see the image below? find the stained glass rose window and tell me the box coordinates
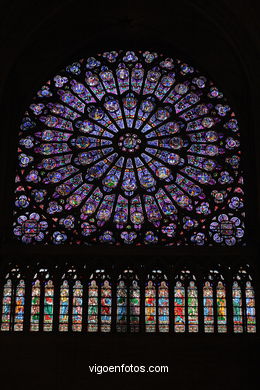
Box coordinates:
[13,50,245,245]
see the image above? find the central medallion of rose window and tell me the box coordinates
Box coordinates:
[118,133,141,152]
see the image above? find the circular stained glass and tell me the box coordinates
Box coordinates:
[13,50,245,245]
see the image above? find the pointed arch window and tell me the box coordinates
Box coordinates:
[88,270,111,332]
[117,270,140,332]
[100,279,112,332]
[232,281,243,333]
[187,281,198,332]
[43,280,54,331]
[233,267,256,333]
[30,279,41,331]
[117,279,127,332]
[129,279,140,332]
[158,280,169,332]
[1,279,12,331]
[245,281,256,333]
[1,268,26,332]
[29,269,54,332]
[145,280,156,332]
[203,270,227,333]
[88,280,98,332]
[58,268,83,332]
[59,280,69,331]
[174,270,198,333]
[203,281,214,333]
[145,270,169,333]
[72,280,83,332]
[216,281,227,333]
[174,281,185,332]
[14,279,25,331]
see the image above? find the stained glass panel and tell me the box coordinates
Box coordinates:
[188,281,198,332]
[88,280,98,332]
[72,280,83,332]
[158,281,169,332]
[232,282,243,333]
[203,281,214,333]
[30,279,41,331]
[13,50,245,246]
[101,280,111,332]
[43,280,54,331]
[145,281,156,332]
[174,281,185,332]
[245,281,256,333]
[1,280,12,331]
[216,281,227,333]
[59,280,69,331]
[130,280,140,332]
[117,280,127,332]
[14,280,25,331]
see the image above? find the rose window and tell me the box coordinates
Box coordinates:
[13,50,245,245]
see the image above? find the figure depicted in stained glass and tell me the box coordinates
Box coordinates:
[1,280,12,331]
[43,280,54,331]
[232,281,243,333]
[158,280,169,332]
[72,280,83,332]
[130,280,140,332]
[245,281,256,333]
[13,50,245,246]
[203,281,214,333]
[117,280,127,332]
[59,280,69,331]
[30,279,41,331]
[145,280,156,332]
[101,280,112,332]
[216,281,227,333]
[14,280,25,331]
[187,281,198,332]
[174,281,185,332]
[88,280,98,332]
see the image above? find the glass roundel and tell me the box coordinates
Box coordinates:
[13,50,245,245]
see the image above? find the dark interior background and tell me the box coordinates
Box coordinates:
[0,0,259,388]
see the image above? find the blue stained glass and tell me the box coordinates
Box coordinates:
[14,50,245,246]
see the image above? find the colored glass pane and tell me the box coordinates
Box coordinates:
[14,280,25,331]
[13,50,245,247]
[43,280,54,331]
[72,280,83,332]
[216,281,227,333]
[158,281,169,332]
[174,281,185,332]
[203,281,214,333]
[188,281,198,333]
[30,279,41,331]
[117,280,127,332]
[88,280,98,332]
[130,280,140,332]
[145,281,156,332]
[1,280,12,331]
[245,281,256,333]
[59,280,69,331]
[101,280,111,332]
[232,282,243,333]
